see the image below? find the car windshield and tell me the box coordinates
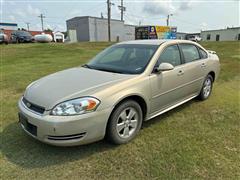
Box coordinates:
[85,44,159,74]
[16,31,31,36]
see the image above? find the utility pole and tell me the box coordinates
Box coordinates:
[138,21,141,26]
[118,0,126,21]
[166,14,173,26]
[107,0,114,42]
[25,22,30,31]
[38,14,46,31]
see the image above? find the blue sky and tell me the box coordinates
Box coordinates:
[1,0,239,33]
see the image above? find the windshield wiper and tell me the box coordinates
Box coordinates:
[83,64,128,74]
[94,67,125,74]
[82,64,92,69]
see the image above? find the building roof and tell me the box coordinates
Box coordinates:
[0,22,18,27]
[66,16,123,22]
[201,27,240,32]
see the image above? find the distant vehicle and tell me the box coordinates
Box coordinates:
[0,30,9,44]
[34,34,53,43]
[18,40,220,146]
[188,35,202,42]
[11,31,33,43]
[53,31,65,43]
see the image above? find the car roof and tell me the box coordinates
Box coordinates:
[118,39,197,46]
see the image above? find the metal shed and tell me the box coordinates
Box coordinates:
[66,16,135,42]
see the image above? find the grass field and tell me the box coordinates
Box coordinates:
[1,41,240,179]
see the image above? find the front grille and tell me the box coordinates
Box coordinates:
[22,97,45,114]
[47,132,86,141]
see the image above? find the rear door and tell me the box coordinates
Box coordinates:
[178,43,207,96]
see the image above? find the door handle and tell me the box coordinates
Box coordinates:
[201,63,206,68]
[177,70,184,76]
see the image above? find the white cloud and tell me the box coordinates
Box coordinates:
[179,1,193,11]
[27,4,40,16]
[143,0,176,15]
[11,5,40,19]
[142,0,194,16]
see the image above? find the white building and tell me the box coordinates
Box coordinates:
[201,27,240,41]
[66,16,135,42]
[0,23,18,30]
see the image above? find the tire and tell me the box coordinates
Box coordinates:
[198,74,213,100]
[106,100,143,145]
[19,39,24,43]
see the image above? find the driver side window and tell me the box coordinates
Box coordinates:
[155,45,181,67]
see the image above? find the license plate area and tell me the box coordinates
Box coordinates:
[19,113,37,136]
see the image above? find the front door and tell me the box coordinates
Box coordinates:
[149,44,186,114]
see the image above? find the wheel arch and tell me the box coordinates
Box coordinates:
[208,71,215,82]
[110,94,148,122]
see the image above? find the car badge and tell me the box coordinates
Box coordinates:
[26,102,31,108]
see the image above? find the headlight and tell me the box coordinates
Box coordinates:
[51,97,100,116]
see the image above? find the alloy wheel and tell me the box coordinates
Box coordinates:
[203,78,212,98]
[116,107,139,138]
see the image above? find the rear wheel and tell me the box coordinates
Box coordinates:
[106,100,143,144]
[198,75,213,100]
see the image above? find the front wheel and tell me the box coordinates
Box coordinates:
[198,75,213,100]
[106,100,143,144]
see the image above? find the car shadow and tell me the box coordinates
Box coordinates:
[1,122,117,169]
[1,99,199,169]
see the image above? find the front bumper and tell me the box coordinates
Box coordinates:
[18,99,111,146]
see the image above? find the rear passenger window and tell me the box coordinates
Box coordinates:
[181,44,200,63]
[156,45,181,67]
[199,48,208,59]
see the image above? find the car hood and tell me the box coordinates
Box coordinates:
[24,67,133,110]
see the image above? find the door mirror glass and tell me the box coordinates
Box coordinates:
[156,63,174,72]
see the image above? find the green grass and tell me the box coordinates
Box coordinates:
[1,41,240,179]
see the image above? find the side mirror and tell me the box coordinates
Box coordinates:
[155,63,174,73]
